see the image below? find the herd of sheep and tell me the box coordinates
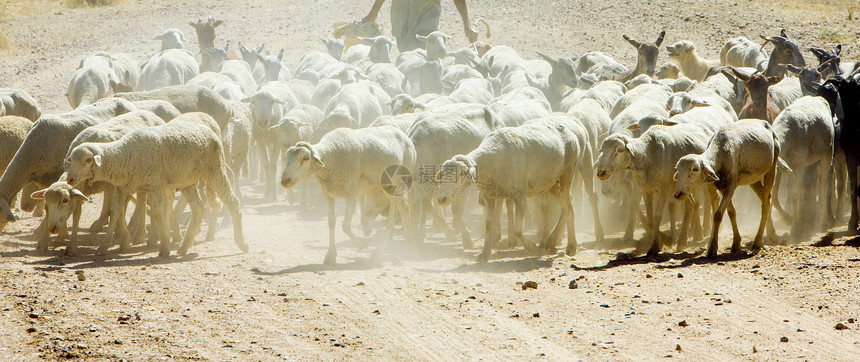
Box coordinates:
[0,16,857,265]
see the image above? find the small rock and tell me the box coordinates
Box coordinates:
[522,281,538,290]
[678,320,688,327]
[646,274,653,278]
[26,327,37,333]
[113,339,122,345]
[509,314,519,318]
[600,303,609,308]
[675,344,682,351]
[372,310,380,315]
[717,261,726,266]
[677,273,683,278]
[569,280,578,289]
[354,282,365,286]
[849,318,855,323]
[835,322,849,330]
[77,274,86,282]
[797,328,805,332]
[532,312,540,318]
[752,346,757,353]
[780,336,789,342]
[28,313,39,319]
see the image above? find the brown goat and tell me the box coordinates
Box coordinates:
[622,30,666,81]
[189,16,225,72]
[760,29,805,78]
[722,67,781,122]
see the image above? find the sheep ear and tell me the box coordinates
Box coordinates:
[626,124,641,130]
[413,102,427,110]
[277,49,284,62]
[65,156,72,163]
[358,37,374,45]
[435,170,444,182]
[93,154,102,167]
[312,155,325,168]
[673,171,679,181]
[30,189,48,200]
[466,167,477,183]
[153,34,164,40]
[766,76,781,85]
[781,64,802,74]
[415,34,428,42]
[663,118,679,126]
[213,20,225,27]
[703,164,719,182]
[71,189,89,202]
[294,121,311,127]
[691,99,710,107]
[268,124,280,131]
[654,31,666,47]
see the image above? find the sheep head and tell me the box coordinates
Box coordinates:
[269,117,311,149]
[29,182,88,235]
[595,135,635,181]
[416,31,451,60]
[153,29,186,51]
[281,142,324,189]
[666,92,710,116]
[665,40,695,60]
[673,155,718,200]
[388,94,426,115]
[65,144,103,188]
[623,30,665,77]
[435,155,475,207]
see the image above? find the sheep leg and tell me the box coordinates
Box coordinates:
[501,199,515,249]
[726,198,742,253]
[579,165,603,242]
[771,171,792,225]
[708,187,735,258]
[67,202,83,257]
[641,191,655,254]
[36,215,50,252]
[98,190,126,256]
[204,187,221,242]
[476,198,499,263]
[359,196,371,237]
[409,187,427,243]
[451,194,473,249]
[667,200,677,241]
[750,173,775,250]
[89,187,113,232]
[688,188,703,242]
[324,194,337,265]
[263,143,280,201]
[536,195,551,249]
[622,190,636,240]
[834,154,847,224]
[130,192,147,245]
[151,190,172,258]
[676,196,694,252]
[116,197,132,253]
[176,186,204,255]
[513,196,535,253]
[168,194,183,247]
[558,177,578,257]
[647,191,668,256]
[431,200,455,238]
[704,184,718,236]
[173,194,188,229]
[343,195,367,249]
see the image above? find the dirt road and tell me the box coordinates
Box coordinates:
[1,0,859,359]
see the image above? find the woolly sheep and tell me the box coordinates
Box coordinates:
[0,89,41,122]
[280,126,416,265]
[768,76,802,113]
[153,29,187,51]
[34,110,166,255]
[575,52,629,81]
[449,78,494,104]
[665,41,719,82]
[130,100,181,122]
[769,96,834,240]
[609,83,671,119]
[268,104,325,147]
[68,55,118,109]
[436,119,584,261]
[364,62,405,97]
[408,104,503,247]
[0,98,136,232]
[114,85,234,132]
[673,119,786,257]
[139,49,199,91]
[64,112,247,257]
[321,82,385,131]
[0,116,32,176]
[219,59,258,95]
[720,37,768,70]
[596,123,711,254]
[224,100,254,181]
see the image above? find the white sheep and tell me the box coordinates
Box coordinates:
[408,104,503,247]
[0,116,32,176]
[769,96,834,240]
[224,100,254,181]
[153,29,187,51]
[561,80,626,113]
[363,63,405,97]
[665,41,720,82]
[342,36,396,66]
[268,104,325,147]
[243,81,300,200]
[64,112,247,257]
[33,110,166,255]
[608,83,671,119]
[597,123,713,253]
[113,85,234,132]
[720,37,768,71]
[139,49,199,91]
[448,78,494,104]
[255,49,292,82]
[673,119,787,257]
[0,98,136,233]
[436,118,584,261]
[0,89,42,122]
[280,126,416,265]
[130,100,181,122]
[219,59,258,96]
[68,53,120,109]
[488,87,552,126]
[768,76,802,113]
[321,82,385,130]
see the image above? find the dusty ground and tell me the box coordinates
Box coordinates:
[1,0,860,360]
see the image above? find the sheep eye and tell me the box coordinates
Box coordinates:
[62,199,69,204]
[692,167,699,172]
[303,155,310,161]
[85,158,93,163]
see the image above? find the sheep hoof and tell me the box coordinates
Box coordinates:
[565,245,577,257]
[158,249,171,258]
[475,251,490,263]
[323,252,337,265]
[461,240,474,251]
[235,239,249,253]
[706,248,718,259]
[64,247,77,257]
[177,247,189,256]
[647,242,661,256]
